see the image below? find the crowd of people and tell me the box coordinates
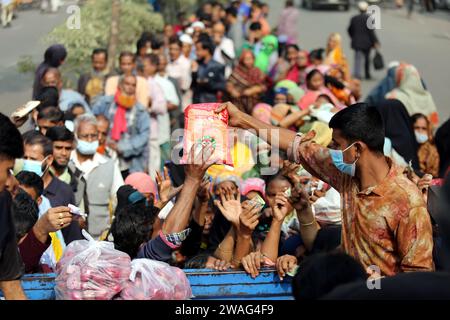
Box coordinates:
[0,0,450,300]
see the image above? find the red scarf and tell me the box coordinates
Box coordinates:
[111,90,135,141]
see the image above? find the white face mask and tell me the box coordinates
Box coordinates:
[415,131,428,144]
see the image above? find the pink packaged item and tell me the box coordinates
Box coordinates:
[182,103,233,166]
[120,259,192,300]
[55,230,131,300]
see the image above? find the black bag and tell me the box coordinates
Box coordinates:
[373,50,384,70]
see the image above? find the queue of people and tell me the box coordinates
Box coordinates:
[0,0,449,301]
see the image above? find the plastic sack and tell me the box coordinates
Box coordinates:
[55,230,131,300]
[182,103,233,166]
[120,259,192,300]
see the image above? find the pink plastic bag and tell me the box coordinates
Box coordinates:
[55,230,131,300]
[120,259,192,300]
[182,103,233,166]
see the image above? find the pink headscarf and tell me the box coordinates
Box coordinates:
[252,103,272,124]
[240,178,266,198]
[125,172,158,196]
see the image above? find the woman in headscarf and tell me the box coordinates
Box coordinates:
[325,65,356,106]
[411,113,440,177]
[297,69,343,110]
[386,63,439,126]
[255,35,279,75]
[324,33,351,82]
[375,99,420,172]
[365,62,399,107]
[274,80,305,105]
[32,44,67,99]
[226,49,267,114]
[272,44,300,83]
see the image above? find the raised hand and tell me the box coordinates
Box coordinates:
[290,183,313,220]
[155,166,183,204]
[281,160,302,186]
[214,188,242,227]
[238,201,260,237]
[184,142,216,182]
[197,177,211,203]
[272,192,290,222]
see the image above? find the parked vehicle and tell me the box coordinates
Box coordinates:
[302,0,351,11]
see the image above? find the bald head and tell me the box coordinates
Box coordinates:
[41,67,62,91]
[212,22,226,45]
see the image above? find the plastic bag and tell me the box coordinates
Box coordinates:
[55,230,131,300]
[182,103,233,166]
[120,259,192,300]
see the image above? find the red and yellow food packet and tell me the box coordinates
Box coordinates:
[182,103,233,166]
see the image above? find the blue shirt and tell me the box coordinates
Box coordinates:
[59,89,91,113]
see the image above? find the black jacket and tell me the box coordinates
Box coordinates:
[192,59,226,103]
[347,13,379,51]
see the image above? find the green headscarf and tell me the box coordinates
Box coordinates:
[275,80,305,103]
[255,35,278,74]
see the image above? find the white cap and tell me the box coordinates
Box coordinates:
[185,27,194,35]
[358,1,368,11]
[179,34,193,45]
[191,21,205,30]
[388,61,400,69]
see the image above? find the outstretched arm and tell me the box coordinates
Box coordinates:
[216,102,296,151]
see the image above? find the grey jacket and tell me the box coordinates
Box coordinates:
[92,95,151,173]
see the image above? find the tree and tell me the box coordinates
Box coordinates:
[107,0,121,73]
[158,0,198,25]
[43,0,164,87]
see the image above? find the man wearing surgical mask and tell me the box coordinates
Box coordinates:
[70,114,123,239]
[22,130,82,244]
[218,101,434,277]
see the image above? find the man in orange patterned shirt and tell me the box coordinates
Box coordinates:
[217,102,434,276]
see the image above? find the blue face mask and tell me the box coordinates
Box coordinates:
[77,139,99,155]
[329,142,358,177]
[22,157,49,177]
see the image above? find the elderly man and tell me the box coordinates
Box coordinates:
[212,21,235,78]
[95,114,118,161]
[70,114,123,239]
[104,51,149,108]
[92,74,150,178]
[347,1,380,80]
[40,68,90,113]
